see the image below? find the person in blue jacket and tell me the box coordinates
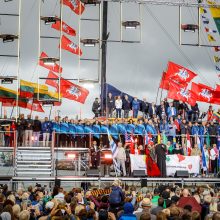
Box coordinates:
[41,117,52,147]
[167,102,177,119]
[192,121,200,146]
[132,97,140,118]
[118,203,137,220]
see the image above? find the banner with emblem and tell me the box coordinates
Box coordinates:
[166,62,197,83]
[45,71,89,104]
[51,20,76,36]
[191,82,219,104]
[59,35,82,56]
[62,0,85,15]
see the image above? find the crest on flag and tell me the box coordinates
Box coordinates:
[178,88,190,99]
[175,69,189,81]
[199,89,213,101]
[70,0,78,8]
[66,86,82,99]
[68,43,78,50]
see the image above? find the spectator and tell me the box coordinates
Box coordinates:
[135,198,156,220]
[151,197,164,216]
[41,117,52,147]
[118,202,136,220]
[107,92,115,118]
[92,98,100,118]
[33,116,41,147]
[24,115,33,147]
[141,98,149,119]
[115,96,123,118]
[132,97,140,118]
[123,95,131,118]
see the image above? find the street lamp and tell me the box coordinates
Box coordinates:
[40,57,59,66]
[41,16,60,25]
[181,24,199,32]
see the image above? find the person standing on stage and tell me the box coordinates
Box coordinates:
[90,141,100,169]
[115,142,126,177]
[155,142,167,177]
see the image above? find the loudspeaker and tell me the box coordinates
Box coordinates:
[133,170,146,177]
[55,178,61,187]
[141,178,147,187]
[174,170,189,178]
[87,169,100,177]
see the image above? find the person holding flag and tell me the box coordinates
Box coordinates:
[115,142,126,177]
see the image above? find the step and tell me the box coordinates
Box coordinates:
[17,147,51,150]
[16,164,52,168]
[16,160,52,164]
[16,152,51,156]
[15,171,52,175]
[16,168,52,171]
[17,150,51,154]
[16,155,51,159]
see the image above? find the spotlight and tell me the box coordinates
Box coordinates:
[101,150,113,165]
[66,152,76,160]
[80,39,99,47]
[0,76,17,84]
[122,21,140,29]
[40,57,59,66]
[80,0,100,4]
[181,24,199,32]
[0,34,18,43]
[41,16,60,25]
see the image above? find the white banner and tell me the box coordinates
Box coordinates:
[129,154,146,173]
[166,155,200,176]
[130,154,200,176]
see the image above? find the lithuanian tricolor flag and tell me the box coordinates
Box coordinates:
[20,80,48,98]
[34,88,60,101]
[210,6,220,34]
[0,86,17,99]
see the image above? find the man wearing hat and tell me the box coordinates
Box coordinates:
[134,198,156,220]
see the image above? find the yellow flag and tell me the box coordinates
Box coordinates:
[208,34,216,42]
[214,56,220,63]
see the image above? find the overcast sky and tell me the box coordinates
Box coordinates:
[0,0,219,119]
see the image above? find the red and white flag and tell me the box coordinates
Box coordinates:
[51,21,76,36]
[45,71,89,104]
[62,0,85,15]
[166,61,197,83]
[59,35,82,56]
[186,133,191,156]
[39,52,63,74]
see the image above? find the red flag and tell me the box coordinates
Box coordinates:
[187,90,197,106]
[27,100,44,113]
[39,52,63,73]
[191,82,217,104]
[166,62,197,83]
[159,72,170,90]
[45,71,89,104]
[0,98,16,107]
[51,21,76,36]
[59,35,82,56]
[216,84,220,91]
[62,0,85,15]
[214,46,220,52]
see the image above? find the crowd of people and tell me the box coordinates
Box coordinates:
[1,179,220,220]
[1,95,220,177]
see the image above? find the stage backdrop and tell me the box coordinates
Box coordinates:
[130,154,200,176]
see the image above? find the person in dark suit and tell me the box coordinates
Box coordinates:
[148,102,157,118]
[123,95,131,118]
[155,143,167,177]
[90,141,100,169]
[141,98,149,119]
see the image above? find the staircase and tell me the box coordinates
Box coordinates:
[15,147,53,176]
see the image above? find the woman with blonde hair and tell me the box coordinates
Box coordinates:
[156,211,167,220]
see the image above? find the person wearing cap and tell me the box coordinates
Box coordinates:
[134,198,156,220]
[118,202,136,220]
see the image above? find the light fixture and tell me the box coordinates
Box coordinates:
[80,39,99,47]
[0,34,18,43]
[40,57,59,66]
[0,76,17,84]
[104,153,112,160]
[181,24,199,32]
[122,21,140,29]
[4,0,13,2]
[80,0,100,4]
[65,152,76,160]
[101,150,113,165]
[41,16,60,25]
[82,83,95,89]
[41,100,60,106]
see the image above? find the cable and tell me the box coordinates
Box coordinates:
[143,5,212,86]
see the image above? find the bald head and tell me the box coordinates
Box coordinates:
[182,189,189,197]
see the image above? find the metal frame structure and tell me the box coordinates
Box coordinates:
[0,0,21,120]
[179,5,220,47]
[38,0,63,102]
[120,2,142,43]
[77,2,102,84]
